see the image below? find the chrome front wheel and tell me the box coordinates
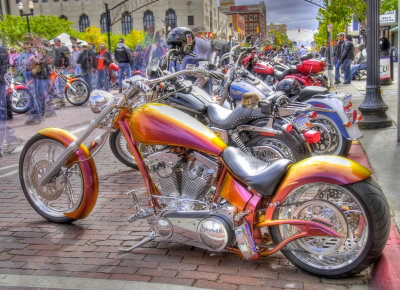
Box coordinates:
[19,134,84,223]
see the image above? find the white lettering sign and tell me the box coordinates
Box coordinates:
[380,11,396,24]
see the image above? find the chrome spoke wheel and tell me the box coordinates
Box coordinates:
[21,137,84,220]
[273,183,369,271]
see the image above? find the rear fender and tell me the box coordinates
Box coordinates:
[264,156,371,220]
[306,98,362,140]
[13,85,29,90]
[38,128,99,220]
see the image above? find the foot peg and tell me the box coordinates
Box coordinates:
[119,231,156,252]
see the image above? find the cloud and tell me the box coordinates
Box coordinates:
[287,29,318,47]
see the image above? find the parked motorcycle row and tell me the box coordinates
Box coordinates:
[19,28,390,279]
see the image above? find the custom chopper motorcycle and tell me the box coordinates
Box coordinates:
[19,64,390,278]
[109,29,319,169]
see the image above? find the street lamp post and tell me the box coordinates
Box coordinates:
[18,0,34,34]
[358,0,392,128]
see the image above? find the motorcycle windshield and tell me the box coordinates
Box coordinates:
[143,30,167,79]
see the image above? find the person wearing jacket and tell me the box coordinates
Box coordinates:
[95,42,112,92]
[340,35,355,84]
[333,32,345,84]
[114,38,132,93]
[77,44,96,91]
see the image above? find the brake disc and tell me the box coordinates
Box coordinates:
[32,160,67,201]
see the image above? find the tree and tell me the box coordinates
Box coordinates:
[83,26,105,48]
[125,29,145,49]
[0,15,76,47]
[381,0,397,13]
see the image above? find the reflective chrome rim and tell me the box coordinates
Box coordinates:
[22,139,84,218]
[12,90,30,111]
[277,183,369,270]
[67,82,89,104]
[254,138,296,162]
[311,116,341,155]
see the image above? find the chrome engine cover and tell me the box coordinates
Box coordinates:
[159,206,236,252]
[144,147,219,201]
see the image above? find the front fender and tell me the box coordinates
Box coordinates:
[264,156,371,220]
[38,128,99,220]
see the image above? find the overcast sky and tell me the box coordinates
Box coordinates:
[234,0,320,29]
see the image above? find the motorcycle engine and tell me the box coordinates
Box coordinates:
[144,146,219,203]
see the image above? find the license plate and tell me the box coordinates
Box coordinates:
[293,114,309,131]
[342,95,351,109]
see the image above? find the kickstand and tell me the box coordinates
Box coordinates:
[118,231,156,252]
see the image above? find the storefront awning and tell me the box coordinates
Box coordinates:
[390,26,398,32]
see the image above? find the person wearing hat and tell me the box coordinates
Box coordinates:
[333,32,345,84]
[114,38,132,93]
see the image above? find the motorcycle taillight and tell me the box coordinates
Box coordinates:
[304,130,321,143]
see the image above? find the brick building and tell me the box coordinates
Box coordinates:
[219,2,266,39]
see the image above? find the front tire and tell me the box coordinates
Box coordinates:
[65,80,90,106]
[19,134,86,223]
[9,89,32,114]
[109,129,138,169]
[270,178,390,278]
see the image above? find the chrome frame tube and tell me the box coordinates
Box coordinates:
[39,97,123,186]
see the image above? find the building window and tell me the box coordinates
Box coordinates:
[59,15,67,20]
[188,15,194,25]
[165,9,177,30]
[249,14,253,21]
[122,11,133,35]
[250,23,253,30]
[244,15,247,20]
[79,14,90,32]
[100,13,108,33]
[42,0,48,2]
[143,10,155,33]
[245,23,247,30]
[254,14,258,21]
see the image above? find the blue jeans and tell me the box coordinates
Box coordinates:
[0,81,18,149]
[334,59,341,82]
[351,63,367,79]
[82,71,92,91]
[341,59,352,83]
[118,62,131,90]
[96,69,110,91]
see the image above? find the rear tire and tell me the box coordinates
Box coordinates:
[270,178,390,278]
[65,80,90,106]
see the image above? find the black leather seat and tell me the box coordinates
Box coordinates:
[207,104,265,130]
[221,147,292,196]
[274,68,292,81]
[297,86,329,102]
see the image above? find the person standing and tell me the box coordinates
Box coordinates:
[333,32,345,84]
[114,38,132,93]
[71,44,82,76]
[0,43,22,156]
[53,38,70,108]
[95,42,112,91]
[340,35,355,84]
[299,45,307,56]
[77,44,96,91]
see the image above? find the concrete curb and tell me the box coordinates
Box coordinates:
[369,221,400,290]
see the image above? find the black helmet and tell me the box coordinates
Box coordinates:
[167,27,196,55]
[276,78,302,96]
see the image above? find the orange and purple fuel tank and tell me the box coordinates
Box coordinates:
[129,103,227,156]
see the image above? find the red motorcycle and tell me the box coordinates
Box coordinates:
[108,62,119,90]
[243,52,328,88]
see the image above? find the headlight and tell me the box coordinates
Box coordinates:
[89,90,114,113]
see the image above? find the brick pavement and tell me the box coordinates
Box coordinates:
[0,141,372,289]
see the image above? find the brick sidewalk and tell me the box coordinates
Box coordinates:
[0,144,372,289]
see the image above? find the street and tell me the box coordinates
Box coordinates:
[0,99,372,289]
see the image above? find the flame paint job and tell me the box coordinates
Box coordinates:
[38,128,99,220]
[219,173,253,212]
[130,103,227,156]
[264,155,371,220]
